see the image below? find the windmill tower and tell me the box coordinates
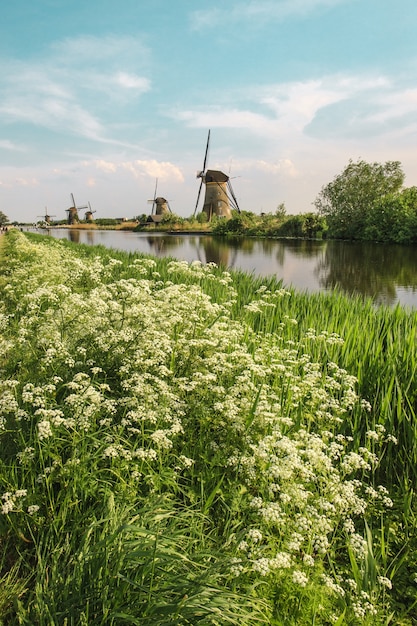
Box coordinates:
[147,178,172,222]
[84,202,96,223]
[66,193,88,225]
[37,208,56,224]
[194,130,241,221]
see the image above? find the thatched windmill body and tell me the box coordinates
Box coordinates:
[84,202,97,223]
[66,193,88,225]
[147,179,172,223]
[194,130,240,220]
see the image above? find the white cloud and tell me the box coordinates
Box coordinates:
[122,160,184,182]
[0,90,104,141]
[173,72,408,147]
[95,160,118,173]
[364,88,417,125]
[15,177,39,187]
[0,139,25,152]
[50,35,150,68]
[115,72,151,92]
[252,159,299,178]
[190,0,352,29]
[0,35,152,146]
[87,158,184,183]
[177,108,271,131]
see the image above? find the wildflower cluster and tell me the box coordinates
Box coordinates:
[0,231,401,624]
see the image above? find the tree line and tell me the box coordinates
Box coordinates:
[208,159,417,244]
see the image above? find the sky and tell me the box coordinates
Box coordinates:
[1,0,417,223]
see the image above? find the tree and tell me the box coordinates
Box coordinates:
[363,186,417,243]
[275,202,287,219]
[314,160,404,239]
[0,211,8,226]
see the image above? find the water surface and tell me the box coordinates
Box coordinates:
[40,229,417,309]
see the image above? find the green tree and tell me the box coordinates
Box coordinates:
[314,159,404,239]
[364,186,417,243]
[275,202,287,219]
[0,211,9,226]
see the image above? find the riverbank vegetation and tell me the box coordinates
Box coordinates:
[314,160,417,244]
[132,208,328,239]
[11,159,417,246]
[134,158,417,244]
[1,230,416,624]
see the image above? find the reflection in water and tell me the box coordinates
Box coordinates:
[257,239,285,266]
[146,236,185,256]
[282,239,326,258]
[43,229,417,308]
[316,241,417,307]
[68,230,80,244]
[201,237,234,267]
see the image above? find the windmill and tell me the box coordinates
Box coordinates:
[84,202,96,223]
[37,208,56,224]
[66,193,88,225]
[193,130,241,220]
[147,178,172,222]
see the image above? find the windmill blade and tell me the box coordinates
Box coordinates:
[151,178,158,214]
[194,179,203,216]
[227,180,241,213]
[71,193,76,207]
[202,129,210,173]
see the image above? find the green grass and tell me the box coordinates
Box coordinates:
[0,230,416,624]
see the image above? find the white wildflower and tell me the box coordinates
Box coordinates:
[292,570,308,587]
[252,558,270,576]
[37,420,53,440]
[377,576,392,590]
[247,528,263,543]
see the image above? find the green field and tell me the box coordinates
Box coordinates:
[0,230,416,624]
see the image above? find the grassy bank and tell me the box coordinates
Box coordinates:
[0,230,416,624]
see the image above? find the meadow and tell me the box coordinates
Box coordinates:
[0,230,416,625]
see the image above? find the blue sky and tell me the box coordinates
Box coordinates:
[1,0,417,222]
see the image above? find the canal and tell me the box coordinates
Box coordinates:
[40,228,417,309]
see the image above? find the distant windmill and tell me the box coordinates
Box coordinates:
[84,202,97,223]
[66,193,88,225]
[193,130,240,220]
[147,178,172,222]
[37,208,56,224]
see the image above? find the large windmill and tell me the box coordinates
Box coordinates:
[194,130,240,220]
[84,202,97,223]
[37,208,56,224]
[147,178,172,222]
[66,193,88,225]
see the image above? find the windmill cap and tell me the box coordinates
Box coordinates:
[205,169,229,183]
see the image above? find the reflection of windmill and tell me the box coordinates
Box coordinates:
[37,208,56,224]
[84,202,96,223]
[194,130,241,220]
[66,193,88,225]
[147,178,172,223]
[194,235,238,269]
